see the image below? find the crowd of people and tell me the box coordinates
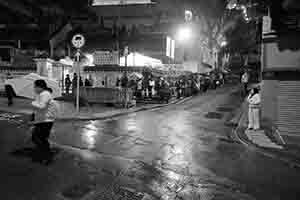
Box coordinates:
[122,72,225,101]
[64,73,93,95]
[63,71,226,103]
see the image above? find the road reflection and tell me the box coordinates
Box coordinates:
[81,121,99,149]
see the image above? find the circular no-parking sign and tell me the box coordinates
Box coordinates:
[72,34,85,49]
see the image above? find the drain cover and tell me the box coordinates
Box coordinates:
[205,112,223,119]
[88,186,148,200]
[62,181,95,199]
[217,107,234,112]
[116,187,145,200]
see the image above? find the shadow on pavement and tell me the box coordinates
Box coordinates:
[10,147,61,163]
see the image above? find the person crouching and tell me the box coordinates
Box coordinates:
[31,80,58,164]
[247,87,261,131]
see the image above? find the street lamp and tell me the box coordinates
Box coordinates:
[221,41,228,47]
[176,26,193,42]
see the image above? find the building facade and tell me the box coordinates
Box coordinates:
[261,1,300,145]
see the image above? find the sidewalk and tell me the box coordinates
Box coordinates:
[233,101,300,168]
[0,96,192,121]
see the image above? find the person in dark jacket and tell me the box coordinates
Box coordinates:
[79,76,83,87]
[72,73,78,95]
[65,74,71,94]
[84,78,91,87]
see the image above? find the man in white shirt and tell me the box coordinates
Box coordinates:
[247,88,261,130]
[148,78,155,98]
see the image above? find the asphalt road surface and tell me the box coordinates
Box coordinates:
[0,86,300,200]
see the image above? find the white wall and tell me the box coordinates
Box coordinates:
[263,42,300,69]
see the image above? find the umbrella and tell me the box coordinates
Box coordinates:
[5,73,61,99]
[128,72,143,80]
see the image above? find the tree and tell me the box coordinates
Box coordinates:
[184,0,242,51]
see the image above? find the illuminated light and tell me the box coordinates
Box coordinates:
[176,26,193,42]
[185,10,193,22]
[85,54,95,66]
[227,0,237,9]
[81,122,99,149]
[92,0,154,6]
[120,52,163,67]
[221,41,228,47]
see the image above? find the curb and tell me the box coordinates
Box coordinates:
[56,96,193,121]
[0,96,193,122]
[232,105,300,169]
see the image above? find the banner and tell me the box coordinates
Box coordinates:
[93,51,119,65]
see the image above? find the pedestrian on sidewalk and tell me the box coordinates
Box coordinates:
[31,80,58,164]
[148,78,155,98]
[65,74,71,94]
[241,70,249,97]
[4,84,15,106]
[72,73,78,95]
[4,73,14,106]
[247,87,261,131]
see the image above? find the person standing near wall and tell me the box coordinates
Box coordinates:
[241,70,249,96]
[247,87,261,131]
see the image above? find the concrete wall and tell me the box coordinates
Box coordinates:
[261,79,278,123]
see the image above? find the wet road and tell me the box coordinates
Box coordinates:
[1,86,300,200]
[51,87,300,200]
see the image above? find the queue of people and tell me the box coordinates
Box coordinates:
[64,73,93,95]
[123,75,202,101]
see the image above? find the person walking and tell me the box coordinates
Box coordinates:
[65,74,71,94]
[247,87,261,131]
[31,80,58,164]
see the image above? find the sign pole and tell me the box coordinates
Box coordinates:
[124,46,129,109]
[125,54,128,108]
[76,50,80,113]
[71,33,85,113]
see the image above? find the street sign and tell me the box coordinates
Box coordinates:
[93,51,119,65]
[71,34,85,49]
[185,10,193,22]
